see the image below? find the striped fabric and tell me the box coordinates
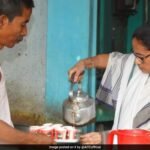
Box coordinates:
[96,52,150,129]
[133,102,150,129]
[96,52,130,108]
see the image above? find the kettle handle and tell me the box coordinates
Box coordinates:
[107,130,118,144]
[69,83,74,98]
[77,81,82,90]
[69,82,82,98]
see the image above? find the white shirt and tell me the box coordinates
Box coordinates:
[0,66,13,127]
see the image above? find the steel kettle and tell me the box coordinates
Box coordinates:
[63,82,95,126]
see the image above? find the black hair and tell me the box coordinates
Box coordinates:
[132,24,150,49]
[0,0,34,21]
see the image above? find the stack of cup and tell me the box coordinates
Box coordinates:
[29,123,79,141]
[63,126,79,140]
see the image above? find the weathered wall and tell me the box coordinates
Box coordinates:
[0,0,48,125]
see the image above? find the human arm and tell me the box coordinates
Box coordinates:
[0,120,54,144]
[68,54,109,82]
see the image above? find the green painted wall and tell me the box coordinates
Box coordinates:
[126,0,145,52]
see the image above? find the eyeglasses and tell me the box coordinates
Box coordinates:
[133,52,150,63]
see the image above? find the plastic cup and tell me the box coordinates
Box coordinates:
[63,126,79,139]
[29,126,42,134]
[54,127,67,140]
[42,123,53,127]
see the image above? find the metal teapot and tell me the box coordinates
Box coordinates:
[63,82,95,126]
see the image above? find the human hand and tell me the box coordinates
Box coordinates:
[80,132,102,144]
[68,60,85,83]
